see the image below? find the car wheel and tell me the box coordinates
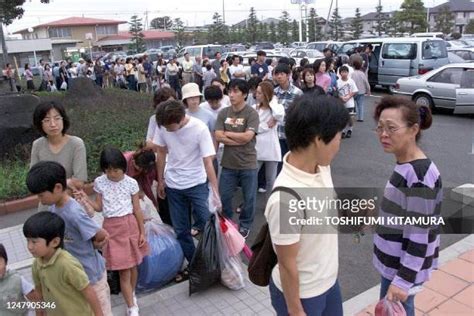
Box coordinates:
[387,85,396,95]
[414,93,436,112]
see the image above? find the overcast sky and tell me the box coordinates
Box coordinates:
[7,0,447,34]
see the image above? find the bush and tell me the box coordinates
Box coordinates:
[0,88,154,201]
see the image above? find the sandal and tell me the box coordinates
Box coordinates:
[175,268,189,283]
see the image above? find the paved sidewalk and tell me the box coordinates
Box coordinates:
[354,250,474,316]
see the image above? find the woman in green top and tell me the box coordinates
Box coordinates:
[31,101,87,195]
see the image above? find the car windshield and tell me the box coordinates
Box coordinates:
[312,44,327,51]
[204,46,224,59]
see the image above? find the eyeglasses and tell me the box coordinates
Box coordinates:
[41,116,63,125]
[374,125,407,135]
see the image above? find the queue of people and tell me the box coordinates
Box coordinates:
[0,49,441,316]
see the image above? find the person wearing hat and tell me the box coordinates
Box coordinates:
[166,56,181,99]
[182,83,215,135]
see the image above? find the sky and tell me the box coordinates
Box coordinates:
[6,0,449,34]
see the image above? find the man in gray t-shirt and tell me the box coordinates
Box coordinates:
[215,79,259,238]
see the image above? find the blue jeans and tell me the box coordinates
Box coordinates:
[277,138,289,174]
[354,93,365,121]
[380,277,417,316]
[269,278,343,316]
[165,182,210,262]
[219,167,257,231]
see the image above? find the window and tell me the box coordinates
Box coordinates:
[382,43,417,59]
[48,27,71,38]
[422,41,448,59]
[204,46,224,58]
[460,70,474,88]
[96,25,117,35]
[339,43,357,55]
[429,68,463,85]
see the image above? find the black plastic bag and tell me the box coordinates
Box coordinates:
[107,270,121,295]
[189,213,220,295]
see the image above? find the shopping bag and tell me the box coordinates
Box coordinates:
[137,222,183,293]
[189,213,221,295]
[219,215,245,257]
[107,270,121,295]
[50,83,57,92]
[374,298,407,316]
[60,81,68,90]
[215,214,245,290]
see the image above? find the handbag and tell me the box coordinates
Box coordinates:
[248,186,305,286]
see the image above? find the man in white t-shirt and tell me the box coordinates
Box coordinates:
[153,100,220,264]
[229,55,246,80]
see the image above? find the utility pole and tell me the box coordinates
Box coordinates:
[299,2,303,42]
[222,0,226,25]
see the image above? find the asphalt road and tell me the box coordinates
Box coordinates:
[241,91,473,300]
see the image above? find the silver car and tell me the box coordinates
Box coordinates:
[394,63,474,114]
[289,49,324,65]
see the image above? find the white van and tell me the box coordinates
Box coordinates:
[337,37,449,92]
[412,32,445,39]
[176,45,225,63]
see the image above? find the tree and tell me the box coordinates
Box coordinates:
[351,8,363,39]
[277,11,291,45]
[434,6,455,35]
[269,21,277,43]
[308,8,317,42]
[150,16,172,30]
[173,18,186,47]
[0,0,49,66]
[246,7,259,43]
[128,15,145,54]
[291,19,299,42]
[466,19,474,34]
[329,8,343,41]
[385,18,402,37]
[396,0,428,34]
[375,4,385,36]
[208,12,228,44]
[257,22,268,42]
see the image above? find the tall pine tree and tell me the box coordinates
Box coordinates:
[247,7,259,43]
[291,19,299,42]
[375,4,385,36]
[329,8,343,41]
[308,8,317,42]
[277,11,291,45]
[351,8,363,39]
[269,22,277,43]
[208,12,228,44]
[173,18,186,48]
[129,15,146,54]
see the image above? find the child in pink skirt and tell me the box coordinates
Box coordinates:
[78,147,149,316]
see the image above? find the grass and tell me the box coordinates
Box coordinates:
[0,87,154,202]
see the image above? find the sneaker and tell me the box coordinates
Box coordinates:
[132,292,138,308]
[357,119,364,122]
[239,227,250,239]
[346,130,352,138]
[128,305,139,316]
[258,187,267,193]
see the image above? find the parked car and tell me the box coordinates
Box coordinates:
[445,40,471,49]
[448,52,468,63]
[448,48,474,61]
[412,32,445,39]
[289,49,324,65]
[229,51,293,78]
[290,41,308,49]
[176,44,225,63]
[305,41,342,53]
[249,42,275,51]
[393,63,474,114]
[337,37,449,92]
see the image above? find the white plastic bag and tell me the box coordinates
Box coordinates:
[50,83,57,92]
[60,81,68,90]
[215,214,245,290]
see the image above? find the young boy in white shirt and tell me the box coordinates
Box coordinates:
[337,66,359,138]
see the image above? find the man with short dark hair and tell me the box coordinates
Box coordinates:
[323,47,333,58]
[215,79,259,238]
[229,55,246,80]
[251,50,269,80]
[273,63,303,171]
[212,52,222,79]
[154,100,220,264]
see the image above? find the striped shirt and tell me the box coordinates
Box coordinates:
[373,158,442,292]
[274,83,303,139]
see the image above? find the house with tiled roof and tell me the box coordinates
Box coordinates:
[428,0,474,33]
[14,17,128,60]
[96,30,175,52]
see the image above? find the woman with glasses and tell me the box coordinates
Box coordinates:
[31,102,87,210]
[373,96,441,316]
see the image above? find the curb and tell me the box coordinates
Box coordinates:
[0,183,94,215]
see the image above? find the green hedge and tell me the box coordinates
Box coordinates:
[0,88,154,201]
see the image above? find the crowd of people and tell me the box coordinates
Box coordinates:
[0,46,442,316]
